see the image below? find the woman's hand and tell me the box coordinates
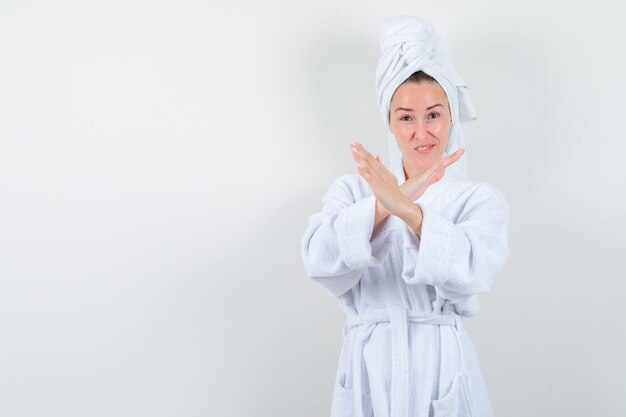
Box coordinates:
[350,140,465,215]
[400,147,465,202]
[349,140,410,217]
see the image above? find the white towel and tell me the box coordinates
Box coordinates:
[375,15,477,182]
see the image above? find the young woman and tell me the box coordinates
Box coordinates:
[301,16,509,417]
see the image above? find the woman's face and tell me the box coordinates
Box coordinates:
[389,81,452,179]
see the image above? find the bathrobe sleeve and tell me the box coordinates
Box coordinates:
[400,183,509,302]
[301,174,395,297]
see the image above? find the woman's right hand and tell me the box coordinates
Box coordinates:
[400,148,465,202]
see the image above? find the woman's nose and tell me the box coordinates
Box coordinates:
[413,120,429,140]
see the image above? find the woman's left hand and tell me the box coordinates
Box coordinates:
[350,139,409,216]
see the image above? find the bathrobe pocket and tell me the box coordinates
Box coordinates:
[330,372,372,417]
[330,374,354,417]
[431,372,475,417]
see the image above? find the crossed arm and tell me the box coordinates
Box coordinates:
[348,139,464,237]
[301,140,508,300]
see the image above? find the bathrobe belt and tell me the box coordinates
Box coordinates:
[342,305,467,417]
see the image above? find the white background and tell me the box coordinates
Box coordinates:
[1,1,625,416]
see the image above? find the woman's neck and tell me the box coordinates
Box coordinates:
[403,163,429,181]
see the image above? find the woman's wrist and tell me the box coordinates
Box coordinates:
[398,200,423,237]
[374,199,391,229]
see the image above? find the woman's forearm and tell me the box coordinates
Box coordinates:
[398,200,424,237]
[373,199,391,232]
[373,197,424,238]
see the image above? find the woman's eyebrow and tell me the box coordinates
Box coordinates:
[394,104,443,112]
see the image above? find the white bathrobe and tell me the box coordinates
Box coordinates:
[300,170,509,417]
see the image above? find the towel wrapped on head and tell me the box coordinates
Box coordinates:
[375,16,477,182]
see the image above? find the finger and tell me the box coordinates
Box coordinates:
[359,145,384,174]
[446,148,465,163]
[350,140,362,154]
[438,148,465,170]
[448,148,465,162]
[353,142,381,174]
[356,158,372,176]
[373,154,389,174]
[350,144,360,162]
[350,143,365,164]
[356,163,372,181]
[353,152,376,178]
[354,141,376,162]
[354,144,392,182]
[374,155,388,169]
[438,147,464,162]
[351,141,370,160]
[351,141,367,170]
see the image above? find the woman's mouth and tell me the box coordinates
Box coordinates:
[415,144,435,154]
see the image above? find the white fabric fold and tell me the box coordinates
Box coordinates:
[300,175,395,297]
[342,307,468,417]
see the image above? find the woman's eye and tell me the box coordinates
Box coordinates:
[429,112,440,119]
[400,115,411,121]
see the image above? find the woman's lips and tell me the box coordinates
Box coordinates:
[415,144,435,154]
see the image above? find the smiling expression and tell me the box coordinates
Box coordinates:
[389,80,452,180]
